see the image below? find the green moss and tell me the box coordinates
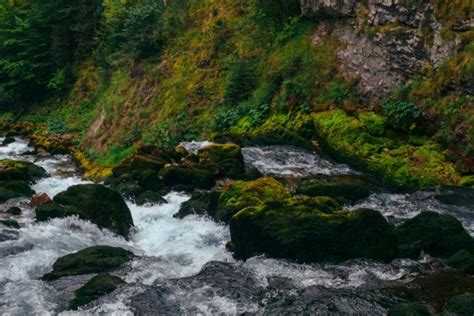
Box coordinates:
[216,177,292,223]
[446,293,474,316]
[394,212,474,259]
[230,203,397,263]
[447,249,474,275]
[387,303,431,316]
[0,160,47,182]
[42,245,134,281]
[312,109,462,189]
[69,273,125,310]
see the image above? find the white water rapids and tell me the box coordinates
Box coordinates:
[0,138,472,315]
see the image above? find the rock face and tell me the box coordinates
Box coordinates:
[301,0,472,98]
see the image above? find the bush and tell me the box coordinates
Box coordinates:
[383,98,421,131]
[223,60,257,106]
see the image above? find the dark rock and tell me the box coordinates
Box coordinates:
[434,186,474,209]
[230,199,397,263]
[42,245,134,281]
[48,184,134,238]
[69,273,125,310]
[175,191,219,219]
[2,137,15,145]
[135,191,166,205]
[159,165,215,189]
[6,206,21,215]
[387,303,431,316]
[0,180,35,203]
[0,219,20,229]
[0,160,47,182]
[447,249,474,275]
[394,212,474,259]
[295,175,372,203]
[30,193,52,207]
[446,293,474,316]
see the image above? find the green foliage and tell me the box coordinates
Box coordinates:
[253,0,301,25]
[223,60,257,106]
[383,98,421,131]
[70,273,124,310]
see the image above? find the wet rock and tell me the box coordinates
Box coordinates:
[0,219,20,229]
[5,206,21,215]
[434,186,474,209]
[446,249,474,275]
[159,165,215,189]
[38,184,134,238]
[42,245,134,281]
[0,160,47,182]
[295,175,372,203]
[387,303,430,316]
[197,143,245,178]
[386,270,474,312]
[49,274,96,310]
[30,193,52,207]
[135,190,167,205]
[175,191,219,219]
[2,136,15,146]
[394,212,474,259]
[69,273,125,310]
[0,180,35,203]
[446,293,474,316]
[230,198,397,263]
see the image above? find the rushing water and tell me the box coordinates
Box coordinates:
[0,138,472,315]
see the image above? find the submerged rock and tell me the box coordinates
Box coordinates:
[69,273,125,310]
[36,184,134,238]
[42,245,134,281]
[394,211,474,259]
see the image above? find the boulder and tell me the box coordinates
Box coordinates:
[230,199,397,263]
[69,273,125,310]
[446,293,474,316]
[197,143,245,179]
[36,184,134,238]
[159,165,215,189]
[394,212,474,259]
[0,220,20,229]
[175,191,219,219]
[2,137,15,145]
[447,249,474,275]
[30,193,52,207]
[387,303,430,316]
[216,177,292,223]
[42,245,134,281]
[5,206,21,215]
[0,160,47,182]
[295,175,372,203]
[0,180,35,203]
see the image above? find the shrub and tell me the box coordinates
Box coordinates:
[223,60,257,106]
[383,98,421,131]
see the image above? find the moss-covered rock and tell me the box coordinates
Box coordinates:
[198,144,245,179]
[312,109,462,190]
[69,273,125,310]
[42,245,134,281]
[0,160,47,182]
[0,180,35,203]
[446,293,474,316]
[230,200,397,263]
[135,190,166,205]
[447,249,474,275]
[6,206,21,215]
[159,165,215,189]
[387,303,431,316]
[295,175,373,203]
[394,212,474,259]
[216,177,292,223]
[175,191,220,219]
[37,184,134,238]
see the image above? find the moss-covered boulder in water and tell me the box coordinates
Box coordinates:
[216,177,292,223]
[0,180,35,202]
[69,273,125,310]
[38,184,134,238]
[0,219,20,229]
[446,293,474,316]
[42,245,134,281]
[159,165,215,189]
[197,144,245,179]
[394,212,474,259]
[447,249,474,275]
[0,160,47,182]
[175,191,220,219]
[387,303,431,316]
[230,199,397,263]
[6,206,21,215]
[295,175,372,203]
